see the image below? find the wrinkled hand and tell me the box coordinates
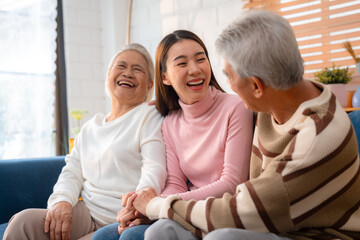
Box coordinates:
[117,192,153,234]
[44,201,73,240]
[132,188,158,216]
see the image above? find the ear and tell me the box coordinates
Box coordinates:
[162,73,171,86]
[148,80,154,90]
[250,76,264,99]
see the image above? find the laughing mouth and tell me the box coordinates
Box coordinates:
[117,80,135,87]
[187,79,204,86]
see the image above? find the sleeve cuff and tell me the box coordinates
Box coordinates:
[146,195,181,220]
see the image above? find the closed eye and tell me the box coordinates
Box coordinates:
[133,67,144,73]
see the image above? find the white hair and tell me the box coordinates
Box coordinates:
[105,43,155,102]
[216,9,304,90]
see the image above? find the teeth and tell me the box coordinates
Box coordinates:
[187,80,204,86]
[117,80,135,87]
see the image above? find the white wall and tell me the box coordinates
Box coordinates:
[129,0,246,94]
[62,0,245,133]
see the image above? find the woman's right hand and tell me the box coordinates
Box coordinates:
[44,201,73,240]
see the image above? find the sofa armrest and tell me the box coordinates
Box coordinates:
[0,156,66,224]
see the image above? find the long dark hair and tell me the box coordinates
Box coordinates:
[155,30,224,116]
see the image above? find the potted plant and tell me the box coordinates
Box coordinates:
[314,65,352,107]
[69,109,88,153]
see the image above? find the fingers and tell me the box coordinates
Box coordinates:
[118,225,128,235]
[44,212,51,233]
[125,193,137,209]
[49,214,56,240]
[130,217,151,226]
[61,214,72,240]
[121,192,135,207]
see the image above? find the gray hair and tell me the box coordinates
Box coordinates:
[216,9,304,90]
[105,43,155,102]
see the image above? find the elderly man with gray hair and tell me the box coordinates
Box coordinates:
[124,9,360,240]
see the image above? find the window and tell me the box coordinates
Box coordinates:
[243,0,360,79]
[0,0,68,159]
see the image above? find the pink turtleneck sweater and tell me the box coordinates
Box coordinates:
[161,86,253,200]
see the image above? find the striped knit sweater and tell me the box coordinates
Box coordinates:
[146,82,360,240]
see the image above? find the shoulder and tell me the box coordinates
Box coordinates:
[81,113,105,129]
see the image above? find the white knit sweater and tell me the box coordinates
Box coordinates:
[48,103,166,224]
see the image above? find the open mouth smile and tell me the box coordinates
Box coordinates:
[186,79,204,87]
[117,80,135,88]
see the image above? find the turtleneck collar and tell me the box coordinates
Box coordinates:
[178,85,218,118]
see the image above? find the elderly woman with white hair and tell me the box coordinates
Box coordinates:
[3,43,167,240]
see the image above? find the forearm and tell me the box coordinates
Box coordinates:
[136,140,167,194]
[146,174,294,236]
[48,140,84,208]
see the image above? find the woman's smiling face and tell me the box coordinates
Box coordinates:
[108,50,153,105]
[162,39,211,105]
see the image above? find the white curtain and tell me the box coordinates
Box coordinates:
[0,0,58,159]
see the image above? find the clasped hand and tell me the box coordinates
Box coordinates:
[117,188,158,234]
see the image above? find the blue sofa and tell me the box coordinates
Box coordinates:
[0,156,65,239]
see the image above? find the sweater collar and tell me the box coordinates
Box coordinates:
[179,85,217,118]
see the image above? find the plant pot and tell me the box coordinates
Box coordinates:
[326,84,347,107]
[69,138,74,154]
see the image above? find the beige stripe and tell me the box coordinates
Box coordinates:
[236,184,268,232]
[290,159,359,220]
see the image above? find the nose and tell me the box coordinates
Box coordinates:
[188,60,201,76]
[122,68,134,78]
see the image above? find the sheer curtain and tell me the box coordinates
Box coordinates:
[0,0,58,159]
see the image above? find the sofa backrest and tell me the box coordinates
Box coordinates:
[0,156,65,223]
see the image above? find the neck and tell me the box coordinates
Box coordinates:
[106,100,143,122]
[267,80,321,124]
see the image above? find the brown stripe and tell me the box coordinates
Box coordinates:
[332,198,360,228]
[304,94,336,135]
[167,208,174,219]
[283,126,353,182]
[230,193,245,228]
[293,165,360,225]
[276,161,287,174]
[185,201,196,225]
[290,155,358,205]
[205,198,215,232]
[258,139,281,158]
[195,228,202,239]
[252,145,263,160]
[288,128,299,135]
[276,136,297,173]
[245,182,279,233]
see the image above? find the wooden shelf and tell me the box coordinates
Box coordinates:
[344,107,360,113]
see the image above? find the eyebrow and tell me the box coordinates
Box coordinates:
[116,61,145,69]
[173,51,206,62]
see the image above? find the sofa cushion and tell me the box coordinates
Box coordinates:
[0,222,8,239]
